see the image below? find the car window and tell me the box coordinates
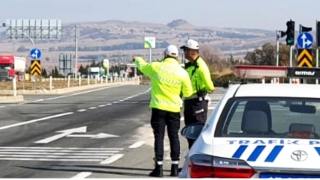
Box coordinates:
[217,98,320,139]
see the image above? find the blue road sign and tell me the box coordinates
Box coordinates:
[30,48,42,60]
[297,32,313,49]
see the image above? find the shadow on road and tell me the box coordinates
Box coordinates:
[17,164,170,177]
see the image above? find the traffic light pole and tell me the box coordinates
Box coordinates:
[289,45,293,84]
[276,30,280,66]
[316,48,319,85]
[316,20,319,85]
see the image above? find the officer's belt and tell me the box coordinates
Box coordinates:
[183,94,198,100]
[183,93,209,100]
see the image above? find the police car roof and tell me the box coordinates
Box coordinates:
[234,83,320,98]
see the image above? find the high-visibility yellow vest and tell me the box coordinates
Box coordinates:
[135,57,193,112]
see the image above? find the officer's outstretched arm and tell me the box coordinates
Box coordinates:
[134,57,153,77]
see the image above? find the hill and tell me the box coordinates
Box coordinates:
[0,19,276,71]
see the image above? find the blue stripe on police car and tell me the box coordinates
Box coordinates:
[232,145,284,162]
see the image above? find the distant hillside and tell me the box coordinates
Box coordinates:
[0,19,276,66]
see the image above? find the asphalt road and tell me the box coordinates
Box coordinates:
[0,85,226,178]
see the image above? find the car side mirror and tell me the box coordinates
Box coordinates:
[180,123,205,140]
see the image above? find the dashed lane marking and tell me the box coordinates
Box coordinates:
[71,172,92,179]
[129,141,146,148]
[0,112,74,131]
[100,154,124,164]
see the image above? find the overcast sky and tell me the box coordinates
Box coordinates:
[1,0,320,31]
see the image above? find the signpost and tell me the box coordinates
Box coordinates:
[297,49,313,67]
[144,37,156,63]
[30,48,42,76]
[30,60,41,75]
[296,31,314,84]
[30,48,42,60]
[30,48,42,90]
[297,32,314,49]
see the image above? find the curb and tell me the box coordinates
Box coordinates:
[0,81,140,103]
[0,95,24,103]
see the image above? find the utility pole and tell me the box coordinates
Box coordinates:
[75,25,78,80]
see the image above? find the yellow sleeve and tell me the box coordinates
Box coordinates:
[134,57,153,77]
[199,61,214,92]
[181,70,193,98]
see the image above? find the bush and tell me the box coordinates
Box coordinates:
[212,73,239,88]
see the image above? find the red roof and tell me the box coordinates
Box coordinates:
[0,55,14,64]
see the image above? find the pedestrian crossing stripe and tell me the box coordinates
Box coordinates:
[0,147,123,163]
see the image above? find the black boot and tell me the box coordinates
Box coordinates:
[149,162,163,177]
[170,164,179,177]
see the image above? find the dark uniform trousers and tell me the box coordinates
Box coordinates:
[151,108,181,162]
[183,98,208,149]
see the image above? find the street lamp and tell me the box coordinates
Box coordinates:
[2,23,35,48]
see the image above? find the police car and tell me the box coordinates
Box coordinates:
[179,66,320,178]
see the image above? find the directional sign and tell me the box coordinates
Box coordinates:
[30,48,42,59]
[67,133,120,138]
[34,126,120,144]
[297,32,314,49]
[34,126,87,144]
[30,60,42,75]
[297,49,313,68]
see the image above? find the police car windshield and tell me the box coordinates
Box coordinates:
[216,97,320,139]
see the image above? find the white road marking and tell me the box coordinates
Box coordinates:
[33,99,44,102]
[0,158,104,162]
[77,109,87,112]
[46,96,66,100]
[119,99,124,102]
[106,103,112,105]
[100,154,124,164]
[0,147,123,162]
[129,141,145,148]
[89,107,97,109]
[34,126,87,144]
[0,112,74,131]
[0,147,123,150]
[98,104,106,107]
[2,85,125,106]
[71,172,92,179]
[113,101,119,103]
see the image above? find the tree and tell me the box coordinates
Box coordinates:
[244,43,291,66]
[42,68,48,77]
[79,64,86,75]
[54,66,59,77]
[199,45,227,72]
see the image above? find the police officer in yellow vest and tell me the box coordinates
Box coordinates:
[133,45,193,177]
[180,39,215,149]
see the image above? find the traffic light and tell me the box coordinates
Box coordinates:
[286,20,295,46]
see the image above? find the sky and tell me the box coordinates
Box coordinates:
[1,0,320,31]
